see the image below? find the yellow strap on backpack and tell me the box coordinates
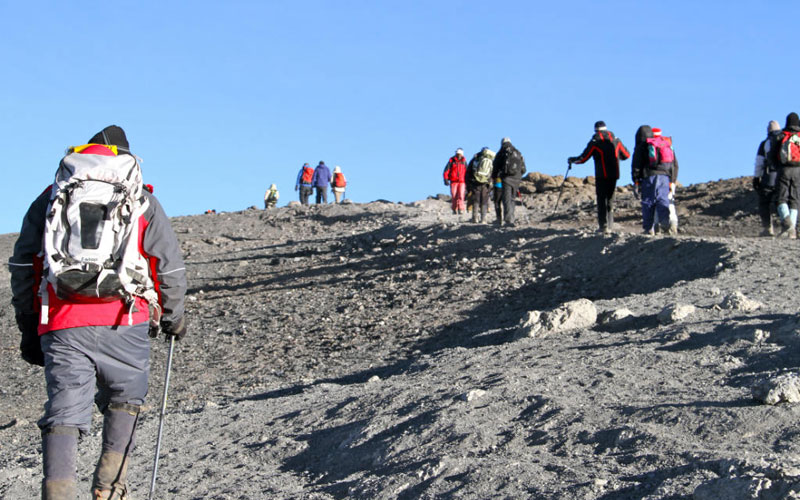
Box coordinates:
[68,143,119,155]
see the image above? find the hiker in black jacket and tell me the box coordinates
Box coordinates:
[568,121,630,234]
[492,138,526,226]
[775,112,800,238]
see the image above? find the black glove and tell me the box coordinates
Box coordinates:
[17,312,44,367]
[161,316,187,341]
[753,177,761,190]
[567,157,577,165]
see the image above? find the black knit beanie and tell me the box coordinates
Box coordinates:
[786,113,800,130]
[88,125,129,151]
[594,120,607,130]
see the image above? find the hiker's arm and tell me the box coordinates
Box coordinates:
[142,194,187,327]
[617,139,631,161]
[569,142,594,165]
[9,189,49,315]
[754,141,766,177]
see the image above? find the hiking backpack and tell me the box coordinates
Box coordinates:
[301,166,314,183]
[39,145,159,325]
[502,148,523,177]
[779,131,800,166]
[473,150,495,184]
[646,136,675,166]
[333,172,346,188]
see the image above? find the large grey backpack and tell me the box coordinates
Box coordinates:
[40,145,159,325]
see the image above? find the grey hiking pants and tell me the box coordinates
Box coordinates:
[39,324,151,434]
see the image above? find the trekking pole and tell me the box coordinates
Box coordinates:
[148,335,175,500]
[551,161,572,215]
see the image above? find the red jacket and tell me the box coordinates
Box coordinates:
[443,155,467,183]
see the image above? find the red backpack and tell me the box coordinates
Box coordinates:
[301,166,314,183]
[779,131,800,166]
[333,172,346,188]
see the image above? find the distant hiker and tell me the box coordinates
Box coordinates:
[753,120,782,236]
[568,121,630,234]
[312,161,332,204]
[295,162,314,205]
[492,138,526,226]
[631,125,679,235]
[493,176,504,225]
[8,125,187,500]
[331,165,347,204]
[442,148,466,214]
[264,183,279,209]
[466,147,495,223]
[774,112,800,238]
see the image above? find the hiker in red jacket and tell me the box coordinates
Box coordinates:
[8,125,187,500]
[568,121,631,234]
[443,148,467,214]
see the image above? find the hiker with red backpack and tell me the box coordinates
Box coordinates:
[443,148,468,215]
[8,126,187,500]
[295,163,314,205]
[631,126,679,235]
[773,112,800,238]
[331,165,347,204]
[294,163,314,205]
[753,120,782,236]
[568,121,630,235]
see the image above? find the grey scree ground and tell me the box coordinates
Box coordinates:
[2,174,800,499]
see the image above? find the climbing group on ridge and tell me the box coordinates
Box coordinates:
[444,137,527,227]
[293,161,348,206]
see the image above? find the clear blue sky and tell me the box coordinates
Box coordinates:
[1,1,795,233]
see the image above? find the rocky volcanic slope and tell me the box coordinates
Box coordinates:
[2,175,800,499]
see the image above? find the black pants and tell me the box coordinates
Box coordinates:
[493,186,503,223]
[502,182,518,224]
[315,186,328,204]
[472,184,491,221]
[595,178,617,229]
[299,186,312,205]
[758,186,776,226]
[777,167,800,210]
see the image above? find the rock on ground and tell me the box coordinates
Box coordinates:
[514,298,597,339]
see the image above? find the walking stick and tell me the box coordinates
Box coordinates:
[551,162,572,215]
[148,335,176,500]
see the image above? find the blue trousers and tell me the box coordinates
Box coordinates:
[641,174,671,231]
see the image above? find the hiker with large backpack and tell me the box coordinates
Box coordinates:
[312,161,332,204]
[631,125,679,235]
[294,162,314,205]
[568,121,631,235]
[8,126,187,500]
[492,138,526,226]
[773,112,800,238]
[466,147,495,223]
[264,183,280,209]
[753,120,782,236]
[443,148,468,215]
[331,165,347,204]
